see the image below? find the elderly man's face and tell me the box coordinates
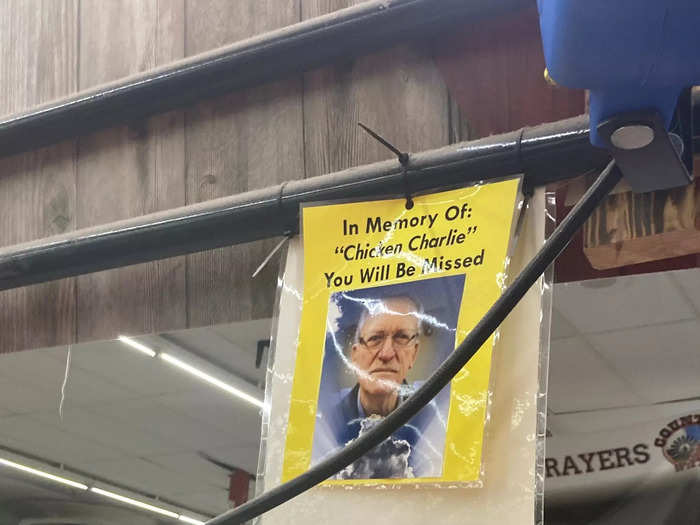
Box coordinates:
[351,297,420,396]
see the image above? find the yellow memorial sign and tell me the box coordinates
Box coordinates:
[282,179,521,485]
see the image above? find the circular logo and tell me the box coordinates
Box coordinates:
[656,417,700,470]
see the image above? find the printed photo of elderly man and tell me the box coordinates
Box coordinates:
[311,274,465,480]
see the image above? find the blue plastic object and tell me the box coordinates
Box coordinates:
[538,0,700,147]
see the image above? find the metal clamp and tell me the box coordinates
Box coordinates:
[597,109,692,193]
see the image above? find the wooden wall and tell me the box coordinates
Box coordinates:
[0,1,582,353]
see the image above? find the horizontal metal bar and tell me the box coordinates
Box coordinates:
[0,115,609,291]
[0,0,527,158]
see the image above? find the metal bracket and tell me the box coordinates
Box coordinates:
[597,108,692,193]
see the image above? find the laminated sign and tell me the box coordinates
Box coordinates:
[282,179,521,485]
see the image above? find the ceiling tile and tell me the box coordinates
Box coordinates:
[550,307,578,340]
[0,376,61,414]
[0,346,138,410]
[589,319,700,404]
[0,349,71,387]
[0,473,75,502]
[155,391,262,446]
[148,451,231,486]
[81,457,211,499]
[554,273,695,334]
[548,336,644,413]
[166,488,231,516]
[32,407,181,457]
[161,323,268,386]
[0,415,121,464]
[669,268,700,313]
[95,399,237,452]
[209,319,272,360]
[201,444,262,475]
[67,339,208,397]
[548,398,700,436]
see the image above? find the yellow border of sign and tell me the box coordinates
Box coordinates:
[281,179,520,485]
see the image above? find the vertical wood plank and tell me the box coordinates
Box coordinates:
[184,0,304,327]
[76,0,187,342]
[582,180,700,269]
[434,8,584,140]
[0,0,78,353]
[301,1,450,178]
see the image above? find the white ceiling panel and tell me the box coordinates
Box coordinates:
[79,456,215,499]
[0,415,121,463]
[588,319,700,403]
[0,473,76,502]
[0,347,68,382]
[548,398,700,436]
[210,319,272,358]
[554,273,695,334]
[167,488,231,516]
[0,376,62,414]
[0,347,138,410]
[94,398,237,452]
[32,407,182,457]
[61,364,141,407]
[550,307,579,340]
[163,320,270,386]
[202,444,261,475]
[548,336,644,413]
[148,451,231,487]
[67,339,210,397]
[670,267,700,313]
[155,391,262,446]
[0,323,270,518]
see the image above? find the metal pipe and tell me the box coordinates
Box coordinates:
[0,115,608,291]
[0,0,527,158]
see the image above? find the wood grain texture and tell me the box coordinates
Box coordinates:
[75,0,187,342]
[583,179,700,269]
[0,0,78,353]
[301,0,450,178]
[184,0,304,327]
[434,7,584,140]
[555,182,700,283]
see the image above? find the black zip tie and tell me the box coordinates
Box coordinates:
[358,122,413,209]
[516,126,535,197]
[252,182,294,278]
[277,181,294,237]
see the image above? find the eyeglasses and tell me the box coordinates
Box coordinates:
[358,331,418,350]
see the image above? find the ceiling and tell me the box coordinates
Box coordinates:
[0,319,271,524]
[0,269,698,523]
[549,268,700,418]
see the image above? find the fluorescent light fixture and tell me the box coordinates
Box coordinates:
[160,352,264,408]
[0,457,88,490]
[90,487,179,518]
[179,515,206,525]
[117,335,157,357]
[0,454,207,523]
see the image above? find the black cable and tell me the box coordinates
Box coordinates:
[208,160,621,525]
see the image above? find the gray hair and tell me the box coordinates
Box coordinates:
[353,295,423,344]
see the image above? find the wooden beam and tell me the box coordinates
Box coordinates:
[183,0,304,327]
[0,0,78,354]
[582,174,700,269]
[75,0,187,342]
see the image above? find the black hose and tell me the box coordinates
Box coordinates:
[208,161,621,525]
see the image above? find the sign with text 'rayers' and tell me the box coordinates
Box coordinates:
[282,179,521,485]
